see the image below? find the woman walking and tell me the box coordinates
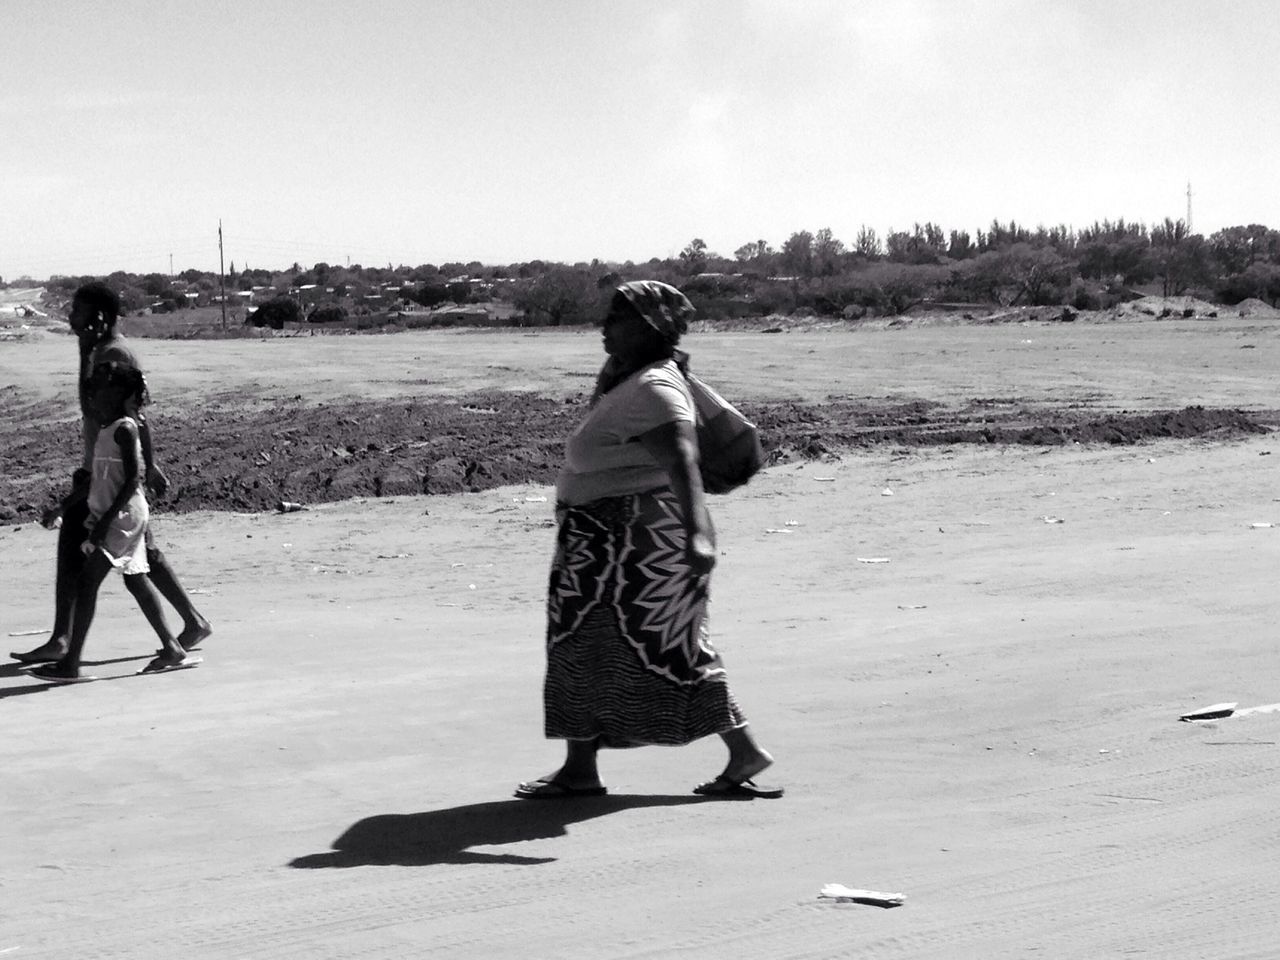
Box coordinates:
[516,281,781,800]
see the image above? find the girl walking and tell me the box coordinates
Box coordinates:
[28,362,199,683]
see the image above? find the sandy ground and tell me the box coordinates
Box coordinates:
[2,319,1280,958]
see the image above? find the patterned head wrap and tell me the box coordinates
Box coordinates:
[614,280,695,345]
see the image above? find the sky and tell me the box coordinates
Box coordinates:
[3,0,1277,279]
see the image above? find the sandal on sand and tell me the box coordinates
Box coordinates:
[138,654,203,675]
[514,778,608,800]
[23,663,97,684]
[693,776,785,799]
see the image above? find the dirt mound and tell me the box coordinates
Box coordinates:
[1118,295,1220,319]
[1230,297,1280,318]
[1,389,1272,523]
[1063,406,1268,443]
[754,400,1272,457]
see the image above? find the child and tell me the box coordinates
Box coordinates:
[10,282,211,666]
[27,362,200,683]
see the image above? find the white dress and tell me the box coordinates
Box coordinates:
[86,416,150,575]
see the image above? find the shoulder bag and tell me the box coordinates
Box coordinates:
[682,371,765,494]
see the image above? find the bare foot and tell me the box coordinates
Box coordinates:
[177,622,212,652]
[10,639,69,664]
[153,647,189,667]
[139,650,201,674]
[719,750,774,786]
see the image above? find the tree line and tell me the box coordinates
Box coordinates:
[17,218,1280,328]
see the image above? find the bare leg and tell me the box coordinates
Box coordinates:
[49,517,83,643]
[46,550,113,679]
[123,573,185,663]
[14,511,83,662]
[145,544,212,650]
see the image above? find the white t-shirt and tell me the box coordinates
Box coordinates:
[555,359,695,506]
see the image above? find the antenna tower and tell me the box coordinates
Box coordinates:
[1186,182,1193,235]
[218,220,228,330]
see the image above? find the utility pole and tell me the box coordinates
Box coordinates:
[1186,182,1193,235]
[169,252,174,278]
[218,220,228,329]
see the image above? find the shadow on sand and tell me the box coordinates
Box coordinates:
[290,794,705,868]
[0,654,160,697]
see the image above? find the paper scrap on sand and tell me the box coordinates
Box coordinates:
[1181,701,1280,722]
[8,629,44,637]
[857,557,890,563]
[819,883,905,907]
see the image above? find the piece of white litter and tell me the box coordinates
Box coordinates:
[897,604,927,610]
[819,883,905,907]
[376,553,409,559]
[524,495,548,503]
[784,520,800,526]
[764,528,794,534]
[857,557,890,563]
[1179,702,1238,722]
[1041,516,1064,524]
[1179,702,1280,722]
[1250,522,1273,529]
[8,629,44,637]
[814,476,836,482]
[881,488,894,496]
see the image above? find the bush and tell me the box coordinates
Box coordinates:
[308,305,349,324]
[512,267,601,325]
[247,296,302,329]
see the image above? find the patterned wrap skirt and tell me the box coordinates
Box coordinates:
[544,489,747,747]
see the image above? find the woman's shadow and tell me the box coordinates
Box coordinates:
[290,794,705,868]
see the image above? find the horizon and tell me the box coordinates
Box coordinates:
[5,0,1277,280]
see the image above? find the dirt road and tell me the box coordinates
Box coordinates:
[2,318,1279,958]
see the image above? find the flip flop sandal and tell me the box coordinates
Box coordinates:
[693,776,785,799]
[23,664,98,684]
[514,779,608,800]
[138,655,203,675]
